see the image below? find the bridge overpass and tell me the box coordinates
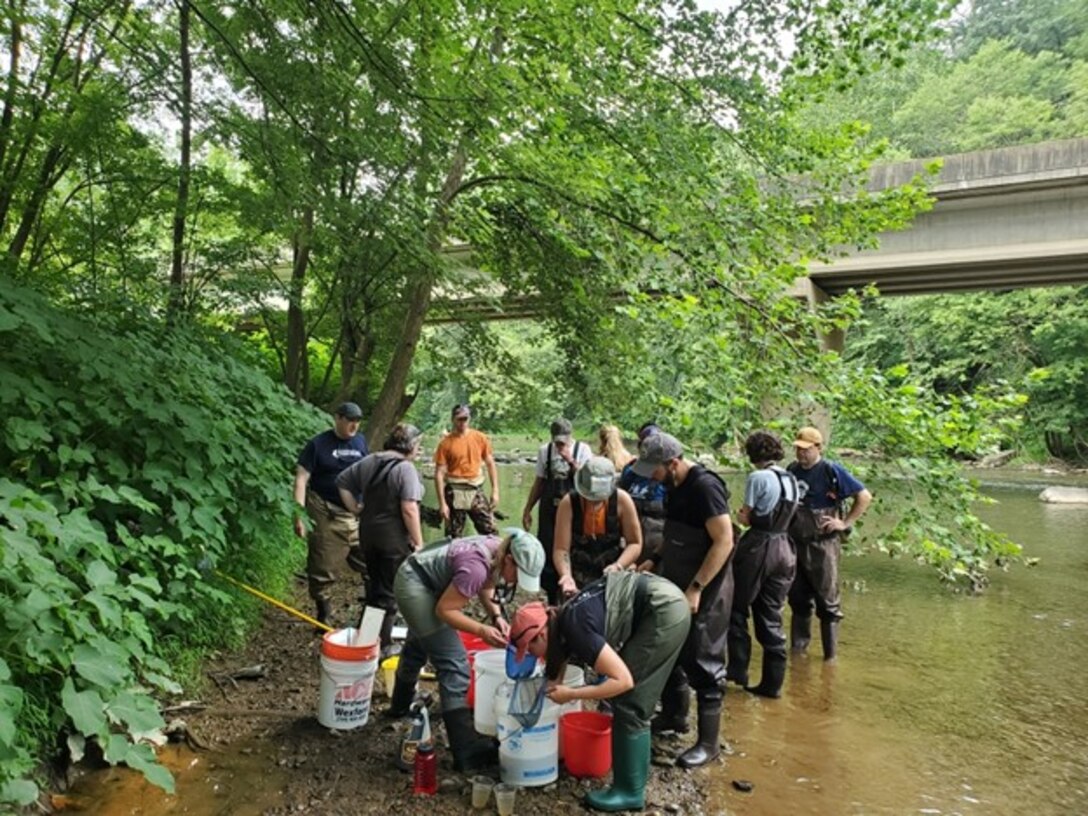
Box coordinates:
[807,136,1088,297]
[431,137,1088,322]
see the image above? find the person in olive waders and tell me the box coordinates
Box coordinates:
[510,570,690,812]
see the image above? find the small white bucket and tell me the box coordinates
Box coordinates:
[318,627,379,730]
[473,649,508,736]
[495,681,561,787]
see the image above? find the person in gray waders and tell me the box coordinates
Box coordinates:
[509,571,690,812]
[335,424,425,660]
[726,431,799,698]
[633,432,735,769]
[387,529,545,771]
[787,427,872,661]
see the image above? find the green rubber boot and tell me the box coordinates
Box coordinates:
[585,729,651,812]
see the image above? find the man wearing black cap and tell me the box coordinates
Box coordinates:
[521,417,592,603]
[293,402,370,625]
[634,432,735,769]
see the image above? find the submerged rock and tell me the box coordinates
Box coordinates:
[1038,486,1088,504]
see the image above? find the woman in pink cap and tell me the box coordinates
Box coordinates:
[509,571,689,812]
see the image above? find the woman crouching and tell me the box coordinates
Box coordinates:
[390,528,545,772]
[510,571,690,812]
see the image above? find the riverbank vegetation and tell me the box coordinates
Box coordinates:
[0,0,1076,806]
[801,0,1088,463]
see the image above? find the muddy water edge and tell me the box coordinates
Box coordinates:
[65,464,1088,815]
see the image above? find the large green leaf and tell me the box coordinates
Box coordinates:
[72,644,128,688]
[61,678,107,736]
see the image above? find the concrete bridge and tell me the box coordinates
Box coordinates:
[807,136,1088,297]
[432,137,1088,322]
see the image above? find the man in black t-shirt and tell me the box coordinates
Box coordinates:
[292,402,370,625]
[632,432,735,769]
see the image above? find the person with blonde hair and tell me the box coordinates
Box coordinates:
[598,424,635,472]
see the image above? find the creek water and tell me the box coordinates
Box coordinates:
[499,465,1088,815]
[70,464,1088,815]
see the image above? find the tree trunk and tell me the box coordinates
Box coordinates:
[167,0,192,323]
[284,207,313,397]
[365,144,467,443]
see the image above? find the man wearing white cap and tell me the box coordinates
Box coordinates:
[522,417,592,602]
[787,426,872,660]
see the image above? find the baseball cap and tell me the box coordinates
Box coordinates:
[503,527,545,593]
[510,602,549,662]
[637,422,661,442]
[336,402,363,420]
[574,456,617,502]
[550,418,573,444]
[794,427,824,449]
[631,432,683,478]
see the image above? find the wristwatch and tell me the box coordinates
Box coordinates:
[689,578,704,592]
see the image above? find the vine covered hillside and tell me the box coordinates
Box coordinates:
[0,280,322,806]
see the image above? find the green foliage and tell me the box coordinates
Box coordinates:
[0,280,322,803]
[847,287,1088,461]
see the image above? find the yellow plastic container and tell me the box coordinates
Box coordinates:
[381,655,399,698]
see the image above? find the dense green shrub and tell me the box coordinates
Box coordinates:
[0,281,325,806]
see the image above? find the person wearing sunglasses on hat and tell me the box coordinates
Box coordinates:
[387,528,545,772]
[292,402,370,626]
[509,571,690,812]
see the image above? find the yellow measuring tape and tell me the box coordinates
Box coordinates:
[215,570,333,632]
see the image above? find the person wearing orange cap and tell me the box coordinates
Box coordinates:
[787,426,872,660]
[510,570,689,812]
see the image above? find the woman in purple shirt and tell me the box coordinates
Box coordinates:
[388,528,545,772]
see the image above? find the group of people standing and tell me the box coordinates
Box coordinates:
[291,403,870,812]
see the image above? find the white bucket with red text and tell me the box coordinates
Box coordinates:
[318,627,379,730]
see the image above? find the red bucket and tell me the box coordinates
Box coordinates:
[459,631,489,708]
[561,711,612,778]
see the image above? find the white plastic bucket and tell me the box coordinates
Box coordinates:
[318,627,379,730]
[473,649,508,736]
[495,681,561,787]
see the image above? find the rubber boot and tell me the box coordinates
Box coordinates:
[378,610,400,661]
[676,701,721,769]
[442,707,498,773]
[650,680,690,735]
[820,620,838,661]
[746,652,787,699]
[726,623,751,687]
[790,612,811,653]
[315,598,332,626]
[585,729,651,812]
[384,678,417,719]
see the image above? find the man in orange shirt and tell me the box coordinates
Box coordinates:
[434,404,500,537]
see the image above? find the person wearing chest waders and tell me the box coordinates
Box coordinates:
[618,423,669,570]
[510,571,690,812]
[787,427,872,661]
[522,418,592,604]
[292,402,370,626]
[388,528,545,772]
[635,432,735,769]
[553,456,642,598]
[335,424,425,660]
[726,431,800,699]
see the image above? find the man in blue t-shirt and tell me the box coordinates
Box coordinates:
[786,426,871,661]
[293,402,370,625]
